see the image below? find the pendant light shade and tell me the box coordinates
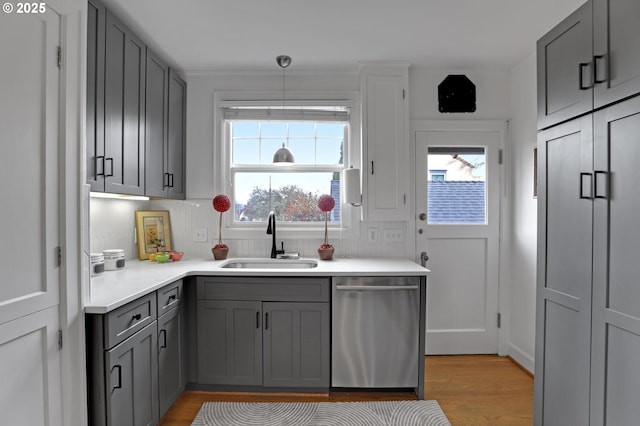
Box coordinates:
[273,143,295,164]
[273,55,294,165]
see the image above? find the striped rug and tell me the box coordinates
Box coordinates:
[191,400,451,425]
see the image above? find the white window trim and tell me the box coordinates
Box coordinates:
[213,91,361,241]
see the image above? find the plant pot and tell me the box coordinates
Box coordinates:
[212,246,229,260]
[317,246,334,261]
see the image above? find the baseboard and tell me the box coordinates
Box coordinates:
[507,343,534,376]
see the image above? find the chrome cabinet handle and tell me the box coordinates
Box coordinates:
[335,285,419,291]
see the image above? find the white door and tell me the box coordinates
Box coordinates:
[415,123,503,354]
[0,6,63,425]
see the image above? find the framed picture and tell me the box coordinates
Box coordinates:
[135,210,173,260]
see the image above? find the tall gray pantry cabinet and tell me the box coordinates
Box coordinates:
[535,0,640,424]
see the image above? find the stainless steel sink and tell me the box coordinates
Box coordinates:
[219,258,318,269]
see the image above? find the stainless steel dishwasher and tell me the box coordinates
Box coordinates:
[332,276,420,388]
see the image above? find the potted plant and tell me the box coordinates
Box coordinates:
[212,194,231,260]
[317,194,335,260]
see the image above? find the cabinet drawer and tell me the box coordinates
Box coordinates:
[104,292,157,348]
[157,279,182,317]
[196,276,330,302]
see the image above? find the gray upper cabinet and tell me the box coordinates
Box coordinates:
[538,0,640,130]
[592,0,640,109]
[144,50,169,198]
[86,0,105,192]
[144,55,186,199]
[88,0,186,197]
[103,10,146,195]
[537,1,593,130]
[166,70,187,199]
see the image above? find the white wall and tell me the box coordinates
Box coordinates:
[507,53,538,372]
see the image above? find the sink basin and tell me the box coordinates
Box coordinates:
[220,258,318,269]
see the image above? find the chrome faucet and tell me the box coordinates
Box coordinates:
[266,211,285,258]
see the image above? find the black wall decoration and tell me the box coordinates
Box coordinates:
[438,74,476,113]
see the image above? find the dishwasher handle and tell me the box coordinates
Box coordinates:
[335,285,419,291]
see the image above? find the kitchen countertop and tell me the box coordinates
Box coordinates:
[86,257,429,314]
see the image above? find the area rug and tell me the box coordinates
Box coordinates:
[191,400,451,425]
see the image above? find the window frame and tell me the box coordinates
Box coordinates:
[214,91,361,241]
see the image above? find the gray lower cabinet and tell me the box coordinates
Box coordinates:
[197,300,262,386]
[196,277,330,390]
[157,280,186,418]
[263,302,330,388]
[87,280,185,425]
[106,322,159,426]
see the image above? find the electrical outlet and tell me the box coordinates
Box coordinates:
[368,228,378,242]
[383,229,404,242]
[193,227,208,242]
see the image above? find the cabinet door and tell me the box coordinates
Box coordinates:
[536,1,593,130]
[166,70,186,200]
[534,116,593,426]
[86,0,105,192]
[144,49,169,198]
[104,10,146,195]
[158,306,185,417]
[105,322,158,426]
[196,300,262,385]
[263,302,329,389]
[591,97,640,425]
[362,67,409,221]
[593,0,640,108]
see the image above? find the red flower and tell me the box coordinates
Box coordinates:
[213,194,231,213]
[317,194,335,212]
[213,194,231,247]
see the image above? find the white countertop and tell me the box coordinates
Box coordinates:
[86,257,429,314]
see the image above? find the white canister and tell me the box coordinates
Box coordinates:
[103,249,125,271]
[90,253,105,276]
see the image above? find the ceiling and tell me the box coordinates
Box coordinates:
[101,0,586,73]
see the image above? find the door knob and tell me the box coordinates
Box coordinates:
[419,213,427,221]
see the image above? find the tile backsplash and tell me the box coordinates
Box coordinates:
[90,198,409,260]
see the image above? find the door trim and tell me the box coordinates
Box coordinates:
[410,120,509,356]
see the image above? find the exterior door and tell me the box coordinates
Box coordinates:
[0,6,63,425]
[415,123,502,354]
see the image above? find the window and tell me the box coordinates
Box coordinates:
[222,103,351,229]
[427,147,486,224]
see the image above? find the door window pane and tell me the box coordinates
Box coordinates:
[427,147,486,224]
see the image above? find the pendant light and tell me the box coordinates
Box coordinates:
[273,55,295,165]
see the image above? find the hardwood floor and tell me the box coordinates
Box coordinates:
[159,355,534,425]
